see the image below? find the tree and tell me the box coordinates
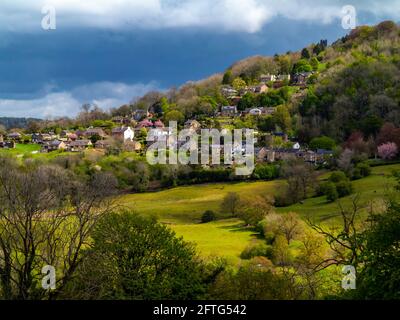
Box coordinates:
[279,212,304,244]
[376,123,400,149]
[280,160,317,204]
[262,212,304,244]
[310,57,319,71]
[273,105,291,131]
[354,199,400,299]
[232,77,247,91]
[0,158,117,299]
[27,120,42,133]
[322,182,339,202]
[337,149,355,175]
[378,142,398,160]
[293,59,313,73]
[272,235,292,266]
[64,211,208,299]
[238,195,274,226]
[301,48,311,59]
[220,192,240,217]
[308,196,364,271]
[309,136,336,150]
[222,70,233,85]
[237,92,256,111]
[201,210,217,223]
[164,110,185,124]
[313,39,328,55]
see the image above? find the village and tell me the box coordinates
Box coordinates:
[0,71,332,166]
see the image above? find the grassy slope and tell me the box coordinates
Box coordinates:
[0,143,41,155]
[278,164,398,223]
[116,164,400,262]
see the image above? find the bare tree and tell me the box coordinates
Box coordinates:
[307,195,365,271]
[0,157,117,299]
[220,192,240,217]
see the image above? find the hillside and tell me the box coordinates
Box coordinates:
[109,21,400,148]
[119,164,400,263]
[0,117,42,130]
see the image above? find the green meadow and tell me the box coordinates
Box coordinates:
[0,143,41,156]
[119,164,400,263]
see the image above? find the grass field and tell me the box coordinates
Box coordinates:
[0,143,41,156]
[117,164,400,263]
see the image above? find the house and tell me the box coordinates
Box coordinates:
[276,74,291,82]
[256,147,269,162]
[32,133,53,143]
[221,106,238,117]
[85,128,107,138]
[95,139,113,150]
[111,126,134,141]
[293,142,301,150]
[124,140,142,152]
[60,130,70,138]
[184,120,201,131]
[0,141,15,149]
[248,108,263,116]
[42,140,66,152]
[293,72,313,86]
[221,86,238,98]
[315,149,334,163]
[7,132,21,141]
[66,133,78,141]
[259,74,276,83]
[67,140,92,152]
[253,84,268,94]
[31,133,40,143]
[112,116,125,124]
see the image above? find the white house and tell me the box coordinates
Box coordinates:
[112,126,134,141]
[249,108,263,116]
[293,142,301,150]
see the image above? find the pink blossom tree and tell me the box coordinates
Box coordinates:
[378,142,399,160]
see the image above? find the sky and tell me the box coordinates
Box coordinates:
[0,0,399,118]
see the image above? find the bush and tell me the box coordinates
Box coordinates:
[356,162,371,177]
[252,164,280,180]
[201,210,217,223]
[329,171,348,183]
[324,182,339,202]
[336,180,353,197]
[240,243,273,260]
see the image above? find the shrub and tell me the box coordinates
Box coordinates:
[336,180,353,197]
[252,164,280,180]
[354,162,371,179]
[329,171,348,183]
[240,243,273,260]
[324,182,339,202]
[201,210,217,223]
